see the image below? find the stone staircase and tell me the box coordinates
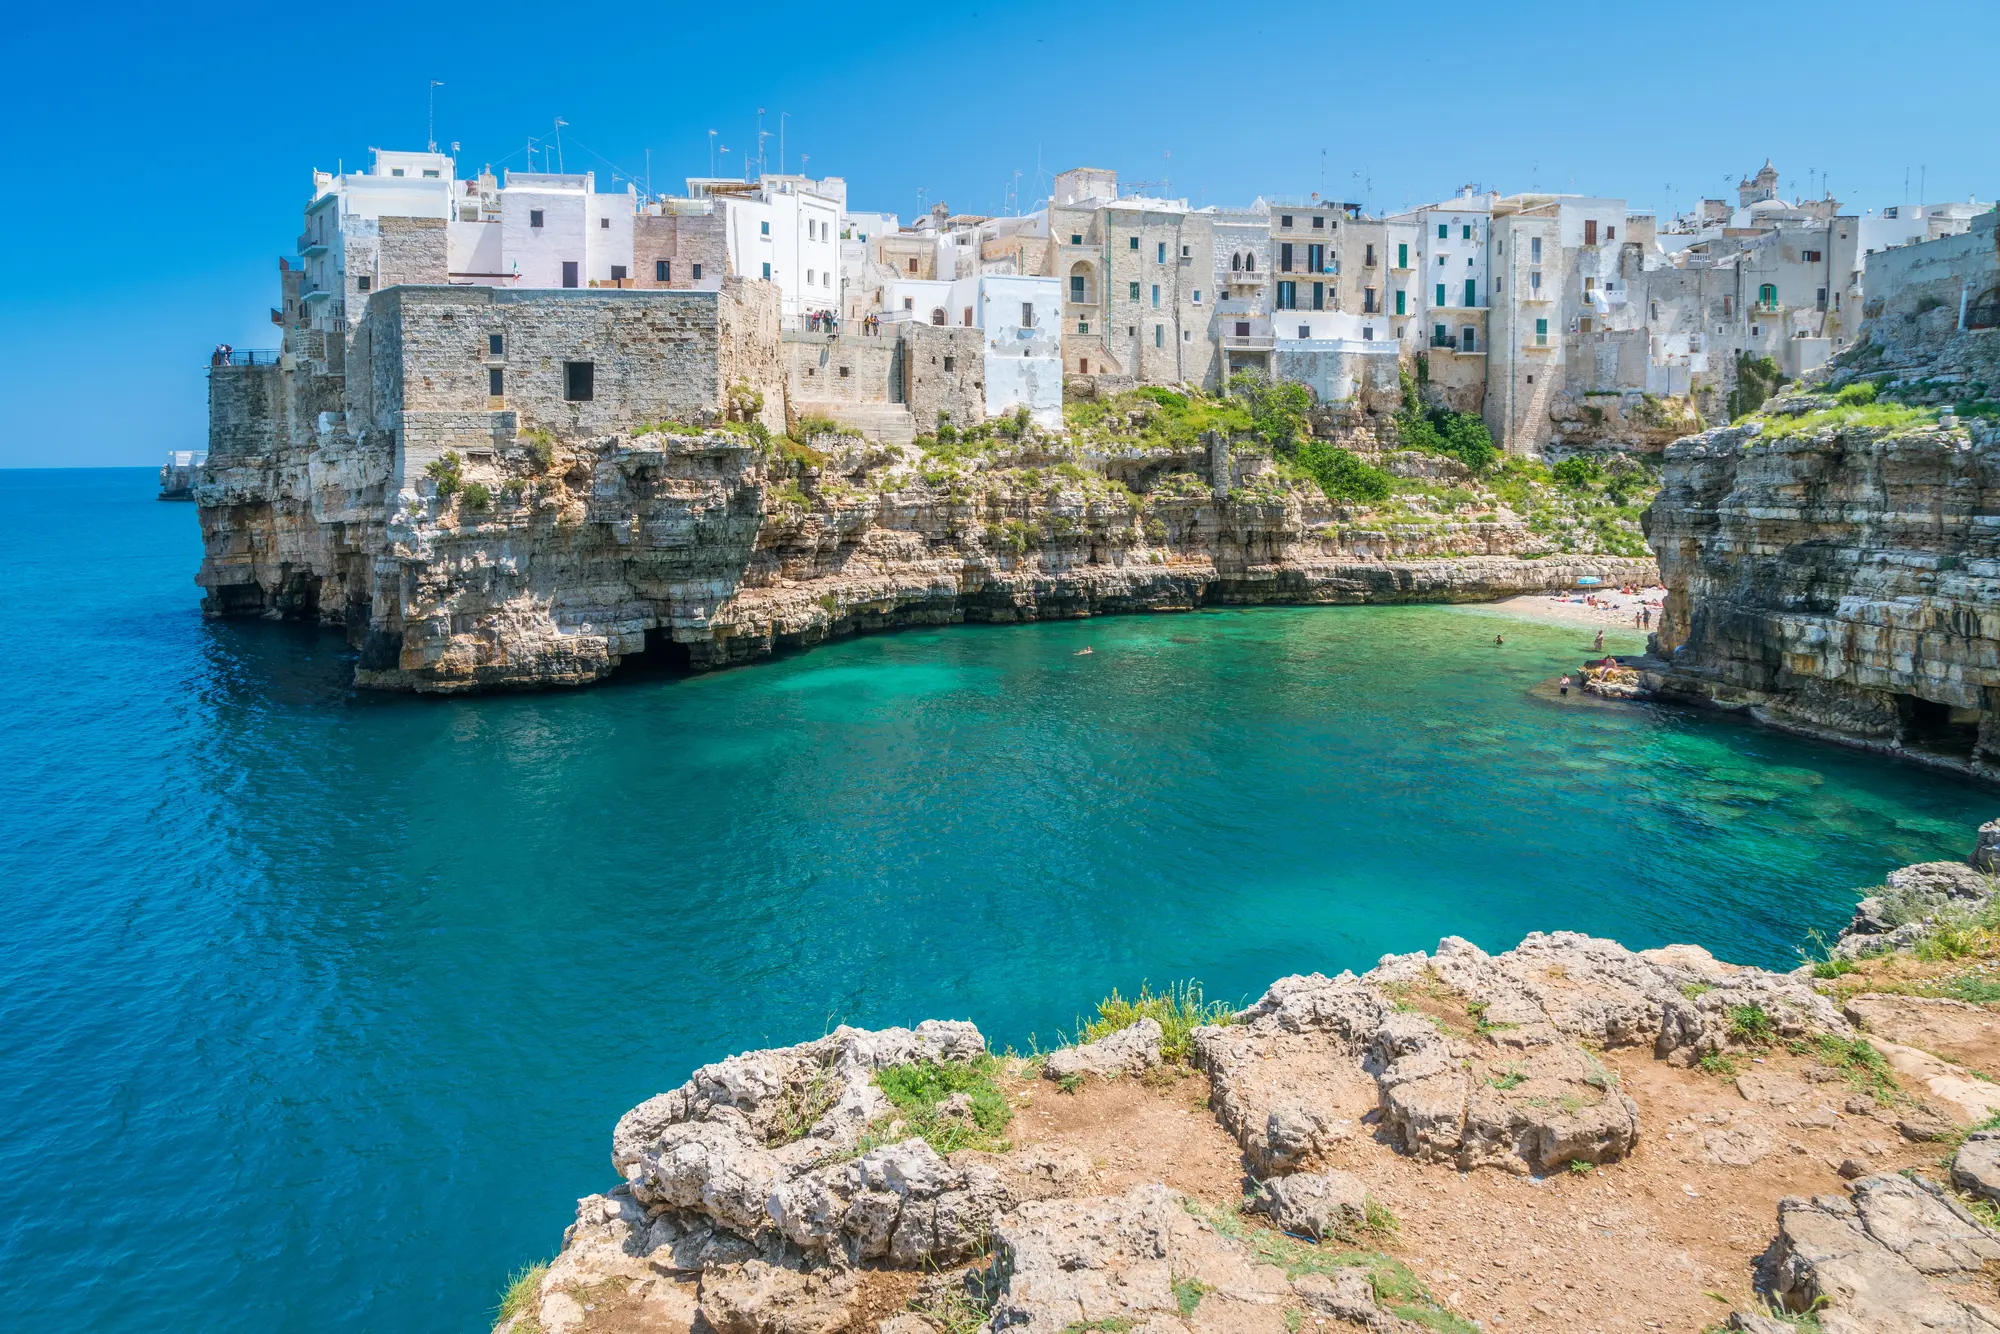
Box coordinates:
[795,401,917,448]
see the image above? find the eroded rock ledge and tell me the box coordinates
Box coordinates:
[196,425,1653,694]
[496,821,2000,1334]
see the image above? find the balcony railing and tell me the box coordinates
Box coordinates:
[1221,334,1275,350]
[1226,270,1267,284]
[209,349,281,367]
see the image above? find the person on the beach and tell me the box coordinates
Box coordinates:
[1494,634,1504,646]
[1559,674,1570,697]
[1643,607,1652,629]
[1593,628,1605,652]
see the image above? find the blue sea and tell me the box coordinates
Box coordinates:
[1,467,1990,1332]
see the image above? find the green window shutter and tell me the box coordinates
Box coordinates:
[1436,283,1446,307]
[1395,290,1406,315]
[1129,282,1140,300]
[1437,224,1447,239]
[1465,279,1476,307]
[1397,243,1407,267]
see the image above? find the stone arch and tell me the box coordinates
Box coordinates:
[930,307,947,326]
[1067,260,1096,305]
[1967,286,2000,330]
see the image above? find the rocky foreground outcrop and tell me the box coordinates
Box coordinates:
[496,823,2000,1334]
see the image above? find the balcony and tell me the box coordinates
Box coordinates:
[1521,287,1553,302]
[1226,269,1268,286]
[1221,333,1275,351]
[298,232,327,257]
[209,349,282,368]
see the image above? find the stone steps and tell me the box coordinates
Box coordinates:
[796,401,916,447]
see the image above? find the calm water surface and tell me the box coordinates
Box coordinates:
[1,468,1992,1332]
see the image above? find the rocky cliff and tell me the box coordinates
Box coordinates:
[494,821,2000,1334]
[195,418,1653,694]
[1644,384,2000,779]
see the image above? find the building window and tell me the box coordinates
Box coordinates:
[1462,224,1472,240]
[1437,223,1447,239]
[807,269,814,284]
[1759,283,1778,309]
[1154,324,1163,348]
[531,209,544,228]
[904,297,915,310]
[1530,237,1542,262]
[1071,275,1086,302]
[1802,249,1823,262]
[1435,283,1446,307]
[760,221,770,236]
[1129,236,1139,249]
[1281,214,1293,228]
[610,265,627,282]
[1722,295,1733,317]
[600,217,610,230]
[1021,301,1034,327]
[1464,278,1476,307]
[1362,325,1374,340]
[391,168,404,177]
[691,263,702,280]
[1192,290,1200,304]
[1584,219,1598,245]
[488,367,504,396]
[1079,358,1089,373]
[943,355,955,371]
[1234,321,1250,337]
[1364,287,1377,313]
[1311,282,1323,311]
[963,307,973,326]
[1070,233,1082,245]
[1394,289,1405,315]
[1156,241,1166,262]
[1078,320,1088,334]
[1605,226,1615,241]
[1397,242,1408,268]
[1298,324,1311,339]
[656,260,670,282]
[562,261,579,287]
[1150,284,1160,308]
[1181,244,1190,258]
[564,361,594,401]
[1530,270,1542,292]
[357,276,371,291]
[1461,326,1476,351]
[761,262,771,279]
[1365,244,1376,266]
[1535,318,1548,346]
[1312,216,1324,229]
[1129,282,1141,300]
[1277,280,1296,310]
[931,307,946,325]
[489,333,504,355]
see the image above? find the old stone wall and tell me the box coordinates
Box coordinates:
[785,334,899,408]
[904,325,988,428]
[632,212,727,289]
[377,216,449,288]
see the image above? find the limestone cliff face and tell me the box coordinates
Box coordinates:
[196,421,1652,693]
[1645,410,2000,775]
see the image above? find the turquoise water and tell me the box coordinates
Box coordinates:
[1,468,1991,1333]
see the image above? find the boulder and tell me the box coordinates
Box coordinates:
[1043,1018,1164,1082]
[1252,1170,1372,1242]
[697,1260,858,1334]
[1764,1174,2000,1333]
[1289,1270,1383,1327]
[1953,1132,2000,1204]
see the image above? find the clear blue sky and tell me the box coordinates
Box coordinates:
[4,0,1994,468]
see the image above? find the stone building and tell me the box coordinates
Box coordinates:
[631,205,727,291]
[1211,203,1273,379]
[1046,168,1219,391]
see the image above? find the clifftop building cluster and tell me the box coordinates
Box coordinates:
[261,147,1993,459]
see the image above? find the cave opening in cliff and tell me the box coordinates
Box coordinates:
[1895,693,1980,760]
[619,626,692,679]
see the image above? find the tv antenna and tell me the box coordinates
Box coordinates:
[427,80,443,153]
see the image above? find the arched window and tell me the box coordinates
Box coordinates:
[1244,253,1255,273]
[1067,260,1095,305]
[1759,283,1778,310]
[930,307,947,326]
[1231,252,1241,271]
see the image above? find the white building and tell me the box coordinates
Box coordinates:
[298,149,460,341]
[972,273,1065,429]
[689,175,844,324]
[498,172,637,288]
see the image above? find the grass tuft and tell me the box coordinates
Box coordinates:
[1075,980,1236,1065]
[1172,1277,1212,1316]
[1728,1003,1776,1046]
[1812,1036,1898,1103]
[495,1261,549,1331]
[868,1055,1013,1155]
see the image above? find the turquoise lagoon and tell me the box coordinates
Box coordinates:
[0,468,1991,1332]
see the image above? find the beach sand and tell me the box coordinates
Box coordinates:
[1470,584,1667,630]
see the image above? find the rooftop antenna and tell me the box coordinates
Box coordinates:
[755,108,768,178]
[645,148,651,199]
[1320,148,1326,196]
[1014,169,1023,216]
[780,111,788,175]
[427,80,443,153]
[708,130,718,178]
[553,118,568,174]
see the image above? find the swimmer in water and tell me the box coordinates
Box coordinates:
[1075,648,1093,655]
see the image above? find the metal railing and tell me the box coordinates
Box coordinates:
[209,349,281,367]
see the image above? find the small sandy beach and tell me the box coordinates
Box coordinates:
[1473,584,1667,630]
